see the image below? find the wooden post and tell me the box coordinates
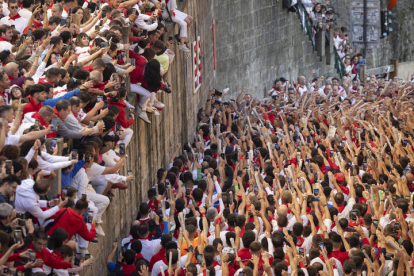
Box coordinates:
[390,59,398,79]
[122,26,131,94]
[45,138,64,198]
[359,64,366,82]
[315,25,326,62]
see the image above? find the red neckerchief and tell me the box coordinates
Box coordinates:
[0,90,7,99]
[0,37,8,42]
[38,77,54,86]
[8,76,14,80]
[337,204,345,213]
[53,107,63,121]
[63,6,69,14]
[29,95,43,111]
[121,263,136,275]
[338,185,349,195]
[32,20,43,28]
[9,14,21,20]
[272,86,280,92]
[135,253,144,261]
[296,236,304,247]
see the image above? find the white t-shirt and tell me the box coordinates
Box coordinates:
[5,134,20,145]
[86,163,106,181]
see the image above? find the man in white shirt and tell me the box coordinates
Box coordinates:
[18,0,34,21]
[0,25,13,52]
[15,178,68,220]
[135,221,162,261]
[296,76,308,96]
[0,0,29,34]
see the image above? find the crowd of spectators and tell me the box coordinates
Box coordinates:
[0,0,196,274]
[105,49,414,276]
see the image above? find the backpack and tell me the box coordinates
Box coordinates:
[44,208,68,232]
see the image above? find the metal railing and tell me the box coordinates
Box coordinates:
[296,1,315,49]
[333,47,346,77]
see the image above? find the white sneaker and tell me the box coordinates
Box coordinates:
[178,44,190,53]
[138,110,151,123]
[95,225,105,236]
[153,99,165,109]
[146,107,160,116]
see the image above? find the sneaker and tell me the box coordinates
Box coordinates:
[96,225,105,236]
[106,191,115,202]
[112,182,128,190]
[163,86,172,94]
[146,107,160,115]
[137,110,151,124]
[178,44,190,53]
[90,238,99,244]
[153,99,165,109]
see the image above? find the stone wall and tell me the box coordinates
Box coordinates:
[330,0,414,68]
[83,1,214,274]
[213,0,330,99]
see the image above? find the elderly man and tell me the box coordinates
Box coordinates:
[47,3,62,19]
[296,75,308,96]
[4,62,25,88]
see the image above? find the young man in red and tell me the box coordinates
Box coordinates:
[27,230,77,272]
[45,198,96,242]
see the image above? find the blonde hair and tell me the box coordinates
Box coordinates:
[71,13,81,27]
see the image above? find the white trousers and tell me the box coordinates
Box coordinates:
[118,127,134,147]
[162,0,188,38]
[77,223,92,249]
[86,185,110,223]
[130,83,151,111]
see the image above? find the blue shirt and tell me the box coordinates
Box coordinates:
[43,88,80,107]
[61,160,85,188]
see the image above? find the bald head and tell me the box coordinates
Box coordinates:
[298,76,306,85]
[4,62,18,76]
[277,205,288,216]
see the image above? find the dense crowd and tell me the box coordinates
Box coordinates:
[116,72,414,276]
[0,0,194,274]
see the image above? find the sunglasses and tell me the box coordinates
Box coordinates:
[10,6,18,9]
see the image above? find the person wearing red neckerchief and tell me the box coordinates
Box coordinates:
[5,62,25,89]
[0,0,29,34]
[22,84,47,116]
[0,25,13,52]
[27,231,75,272]
[113,249,139,276]
[158,249,185,276]
[0,71,11,104]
